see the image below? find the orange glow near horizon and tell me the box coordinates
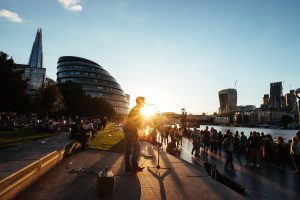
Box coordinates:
[141,105,155,118]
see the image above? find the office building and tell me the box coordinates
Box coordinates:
[15,28,46,95]
[262,94,270,106]
[28,28,43,68]
[285,90,297,112]
[218,88,237,114]
[270,82,283,110]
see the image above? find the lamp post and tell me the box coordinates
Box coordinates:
[295,89,300,124]
[181,108,187,128]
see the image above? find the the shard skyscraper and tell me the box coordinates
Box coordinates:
[28,28,43,68]
[15,28,46,96]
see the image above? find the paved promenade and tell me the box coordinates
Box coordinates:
[15,142,243,200]
[3,132,299,200]
[0,132,73,180]
[0,132,78,200]
[179,137,300,200]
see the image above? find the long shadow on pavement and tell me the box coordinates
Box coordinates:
[15,150,141,200]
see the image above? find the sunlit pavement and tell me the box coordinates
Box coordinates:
[12,135,300,200]
[15,141,244,200]
[171,137,300,200]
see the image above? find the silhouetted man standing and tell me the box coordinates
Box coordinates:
[123,96,145,172]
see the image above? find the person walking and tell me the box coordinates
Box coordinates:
[191,128,199,156]
[177,127,183,146]
[164,126,170,145]
[123,96,146,173]
[290,132,300,174]
[239,131,247,157]
[217,131,223,155]
[203,126,210,155]
[275,136,285,168]
[222,130,235,171]
[249,131,261,167]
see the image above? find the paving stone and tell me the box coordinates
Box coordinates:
[15,142,244,200]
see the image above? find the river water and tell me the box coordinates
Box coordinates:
[199,125,299,142]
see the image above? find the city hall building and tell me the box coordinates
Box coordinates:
[56,56,129,115]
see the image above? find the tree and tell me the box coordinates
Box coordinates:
[85,95,116,118]
[59,81,116,118]
[59,81,86,116]
[0,51,28,111]
[37,83,64,116]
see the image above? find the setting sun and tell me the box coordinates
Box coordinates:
[141,105,155,118]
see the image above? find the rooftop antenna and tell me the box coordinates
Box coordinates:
[235,80,237,89]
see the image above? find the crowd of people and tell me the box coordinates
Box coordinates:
[0,112,72,132]
[0,111,111,153]
[0,112,39,130]
[0,112,109,149]
[0,112,108,134]
[155,125,300,174]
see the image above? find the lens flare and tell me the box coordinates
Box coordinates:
[141,105,154,118]
[145,126,150,136]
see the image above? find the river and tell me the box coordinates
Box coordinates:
[199,125,299,142]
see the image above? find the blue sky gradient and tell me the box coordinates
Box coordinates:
[1,0,299,114]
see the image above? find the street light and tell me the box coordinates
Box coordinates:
[295,89,300,124]
[181,108,187,128]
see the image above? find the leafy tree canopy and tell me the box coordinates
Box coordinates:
[59,81,86,116]
[37,83,64,114]
[0,51,28,111]
[59,81,115,118]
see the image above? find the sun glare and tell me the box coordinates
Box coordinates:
[141,105,155,118]
[145,126,150,136]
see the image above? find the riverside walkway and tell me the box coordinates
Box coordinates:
[2,126,299,199]
[179,137,300,200]
[14,141,243,200]
[0,132,77,200]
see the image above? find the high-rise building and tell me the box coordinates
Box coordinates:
[218,88,237,114]
[285,90,297,111]
[262,94,270,106]
[15,28,46,95]
[270,82,283,110]
[57,56,129,115]
[28,28,43,68]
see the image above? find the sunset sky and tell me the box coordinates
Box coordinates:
[1,0,299,114]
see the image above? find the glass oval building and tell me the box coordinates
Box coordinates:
[57,56,129,115]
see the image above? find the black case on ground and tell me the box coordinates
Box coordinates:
[97,168,114,196]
